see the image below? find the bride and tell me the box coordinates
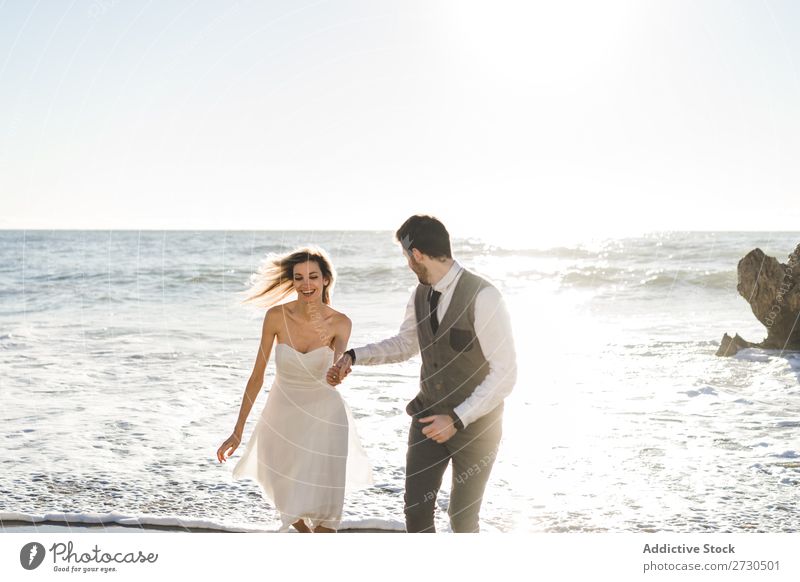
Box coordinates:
[216,246,372,533]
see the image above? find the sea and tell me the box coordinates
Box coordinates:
[1,230,799,533]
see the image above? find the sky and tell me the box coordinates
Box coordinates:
[1,0,800,244]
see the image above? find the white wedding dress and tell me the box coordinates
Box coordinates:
[231,343,373,531]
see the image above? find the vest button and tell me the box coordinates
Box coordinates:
[433,363,438,368]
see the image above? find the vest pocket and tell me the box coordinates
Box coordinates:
[449,328,475,352]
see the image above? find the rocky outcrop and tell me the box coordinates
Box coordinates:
[717,244,800,356]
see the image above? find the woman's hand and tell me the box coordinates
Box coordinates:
[326,353,352,387]
[216,432,242,463]
[326,365,341,388]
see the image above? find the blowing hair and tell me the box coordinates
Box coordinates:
[395,214,452,260]
[238,245,336,309]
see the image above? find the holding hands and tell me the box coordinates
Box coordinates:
[326,352,353,387]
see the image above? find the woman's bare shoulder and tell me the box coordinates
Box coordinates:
[324,305,351,326]
[265,303,293,322]
[272,301,300,313]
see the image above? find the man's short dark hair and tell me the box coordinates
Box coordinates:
[395,215,452,260]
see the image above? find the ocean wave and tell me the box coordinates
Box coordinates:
[634,270,736,290]
[0,264,738,298]
[478,246,595,259]
[558,268,627,287]
[558,268,736,290]
[334,265,407,280]
[138,266,409,288]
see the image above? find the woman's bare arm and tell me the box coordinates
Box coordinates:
[217,308,278,463]
[233,307,277,436]
[217,308,277,463]
[331,313,352,363]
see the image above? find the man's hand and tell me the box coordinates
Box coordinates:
[419,415,457,443]
[326,353,353,386]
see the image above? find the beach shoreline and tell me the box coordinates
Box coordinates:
[0,519,396,534]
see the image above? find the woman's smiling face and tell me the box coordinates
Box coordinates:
[293,260,328,302]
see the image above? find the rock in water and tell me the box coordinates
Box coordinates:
[715,333,755,357]
[718,243,800,356]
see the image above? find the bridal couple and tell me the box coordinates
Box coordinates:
[216,215,517,533]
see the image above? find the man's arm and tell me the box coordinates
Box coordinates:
[451,286,517,430]
[352,292,420,365]
[327,292,420,385]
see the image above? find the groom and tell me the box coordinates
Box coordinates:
[327,215,517,533]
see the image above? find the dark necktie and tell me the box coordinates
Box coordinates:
[429,289,441,334]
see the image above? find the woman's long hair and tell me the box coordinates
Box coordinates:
[238,246,336,309]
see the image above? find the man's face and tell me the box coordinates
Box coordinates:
[405,249,430,285]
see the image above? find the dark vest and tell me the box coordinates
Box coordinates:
[406,268,496,419]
